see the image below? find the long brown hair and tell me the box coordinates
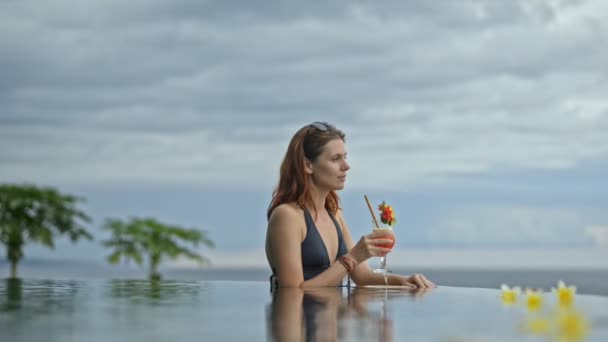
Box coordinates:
[267,122,346,220]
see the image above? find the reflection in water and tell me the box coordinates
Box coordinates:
[267,286,432,342]
[106,279,204,305]
[0,278,81,314]
[0,279,209,341]
[1,278,22,311]
[348,287,432,341]
[0,278,82,339]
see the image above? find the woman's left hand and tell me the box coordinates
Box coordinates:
[397,273,436,289]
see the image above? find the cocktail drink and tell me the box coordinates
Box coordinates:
[364,196,398,284]
[372,225,395,275]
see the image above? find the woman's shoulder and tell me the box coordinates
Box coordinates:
[269,202,303,223]
[267,203,306,240]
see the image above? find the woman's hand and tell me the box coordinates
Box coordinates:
[396,273,436,289]
[348,229,395,264]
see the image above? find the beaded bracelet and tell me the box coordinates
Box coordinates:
[338,258,352,273]
[338,255,357,273]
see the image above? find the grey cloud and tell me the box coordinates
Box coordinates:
[426,205,598,247]
[1,0,607,187]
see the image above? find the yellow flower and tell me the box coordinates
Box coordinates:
[500,284,521,305]
[525,289,544,312]
[555,310,589,342]
[552,280,576,309]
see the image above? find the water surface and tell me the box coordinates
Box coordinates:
[1,279,607,341]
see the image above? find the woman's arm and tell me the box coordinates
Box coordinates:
[336,210,435,288]
[267,205,393,288]
[336,210,399,286]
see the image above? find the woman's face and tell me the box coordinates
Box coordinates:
[308,138,350,190]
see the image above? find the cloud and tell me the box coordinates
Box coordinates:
[425,205,595,247]
[584,226,608,247]
[1,0,607,189]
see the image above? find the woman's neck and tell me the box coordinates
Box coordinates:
[309,185,329,215]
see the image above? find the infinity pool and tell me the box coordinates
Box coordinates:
[1,279,606,341]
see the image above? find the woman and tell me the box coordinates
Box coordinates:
[265,121,435,289]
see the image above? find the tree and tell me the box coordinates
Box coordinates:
[102,217,214,280]
[0,184,93,278]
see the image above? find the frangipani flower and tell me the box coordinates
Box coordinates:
[377,201,397,226]
[500,284,521,305]
[552,280,577,309]
[503,281,591,342]
[525,289,544,312]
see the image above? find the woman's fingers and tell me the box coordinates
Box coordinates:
[410,274,424,288]
[413,273,435,288]
[399,274,437,289]
[354,233,395,260]
[364,246,391,257]
[369,238,394,246]
[420,274,437,288]
[412,274,431,288]
[374,247,392,255]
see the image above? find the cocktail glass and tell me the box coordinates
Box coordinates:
[372,224,395,277]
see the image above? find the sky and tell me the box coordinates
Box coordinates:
[1,0,607,269]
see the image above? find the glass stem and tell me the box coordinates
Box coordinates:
[382,255,388,286]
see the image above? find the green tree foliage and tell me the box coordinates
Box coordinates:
[0,184,93,278]
[102,217,214,280]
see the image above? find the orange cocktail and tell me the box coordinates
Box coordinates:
[373,226,396,249]
[364,196,397,278]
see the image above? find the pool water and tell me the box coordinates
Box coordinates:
[1,279,607,341]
